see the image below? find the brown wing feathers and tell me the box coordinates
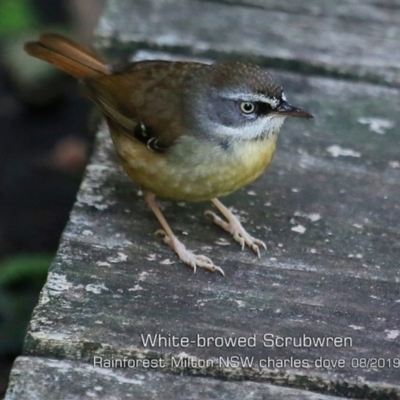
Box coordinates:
[24,33,181,150]
[24,33,110,79]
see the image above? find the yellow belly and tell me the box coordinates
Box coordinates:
[110,129,277,201]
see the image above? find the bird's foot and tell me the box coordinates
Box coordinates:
[205,210,266,258]
[156,230,225,276]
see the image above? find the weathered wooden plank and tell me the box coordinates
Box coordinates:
[96,0,400,86]
[201,0,400,23]
[6,357,348,400]
[19,55,400,399]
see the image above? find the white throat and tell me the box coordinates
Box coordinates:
[215,115,287,140]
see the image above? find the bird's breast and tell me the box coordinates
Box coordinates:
[110,128,278,201]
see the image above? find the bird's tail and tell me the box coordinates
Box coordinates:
[24,33,110,79]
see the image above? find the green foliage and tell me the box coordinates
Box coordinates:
[0,254,53,355]
[0,0,37,36]
[0,254,53,288]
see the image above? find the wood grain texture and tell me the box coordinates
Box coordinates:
[16,63,400,399]
[6,357,348,400]
[97,0,400,86]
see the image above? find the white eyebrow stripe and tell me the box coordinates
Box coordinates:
[221,93,281,108]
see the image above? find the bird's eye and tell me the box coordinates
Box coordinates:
[239,101,256,114]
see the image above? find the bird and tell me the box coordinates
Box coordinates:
[24,33,313,276]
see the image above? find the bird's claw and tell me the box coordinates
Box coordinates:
[205,210,266,258]
[156,229,224,276]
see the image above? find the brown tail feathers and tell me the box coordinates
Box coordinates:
[24,33,110,79]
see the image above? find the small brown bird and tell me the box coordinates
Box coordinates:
[25,33,313,275]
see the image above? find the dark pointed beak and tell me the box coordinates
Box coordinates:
[276,101,314,119]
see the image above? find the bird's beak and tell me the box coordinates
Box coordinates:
[276,101,314,119]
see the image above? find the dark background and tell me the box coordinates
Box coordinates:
[0,0,102,396]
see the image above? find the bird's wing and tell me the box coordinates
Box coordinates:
[84,61,202,150]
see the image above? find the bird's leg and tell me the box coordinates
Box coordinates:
[205,198,266,258]
[144,192,224,275]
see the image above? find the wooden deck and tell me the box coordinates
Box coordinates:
[5,1,400,399]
